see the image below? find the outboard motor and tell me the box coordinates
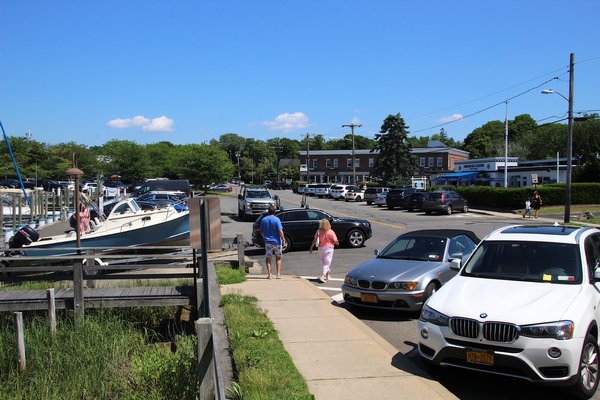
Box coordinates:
[9,226,40,249]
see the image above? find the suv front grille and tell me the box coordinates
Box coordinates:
[450,318,479,338]
[450,318,518,342]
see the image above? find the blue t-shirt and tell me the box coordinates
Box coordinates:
[260,215,283,245]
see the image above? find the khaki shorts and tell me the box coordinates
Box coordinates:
[265,243,282,258]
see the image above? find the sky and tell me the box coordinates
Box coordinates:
[1,1,599,147]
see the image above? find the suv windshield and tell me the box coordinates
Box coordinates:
[462,241,581,284]
[246,190,270,198]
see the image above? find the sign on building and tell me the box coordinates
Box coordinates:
[531,174,538,184]
[412,177,427,191]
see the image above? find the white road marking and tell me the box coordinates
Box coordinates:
[298,275,344,282]
[318,287,342,292]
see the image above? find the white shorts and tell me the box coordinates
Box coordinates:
[265,243,282,258]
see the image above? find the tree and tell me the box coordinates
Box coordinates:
[371,113,416,186]
[461,120,505,158]
[100,140,151,181]
[174,144,234,186]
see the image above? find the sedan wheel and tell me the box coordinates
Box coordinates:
[574,334,600,399]
[346,229,365,248]
[463,204,469,213]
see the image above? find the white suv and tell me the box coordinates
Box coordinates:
[418,224,600,399]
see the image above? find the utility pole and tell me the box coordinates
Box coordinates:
[304,133,314,183]
[342,123,362,184]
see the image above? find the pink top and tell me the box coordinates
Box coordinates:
[315,229,338,249]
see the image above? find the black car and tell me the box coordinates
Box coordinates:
[386,187,416,209]
[405,192,426,212]
[252,208,372,253]
[0,178,20,188]
[421,190,468,215]
[23,178,63,191]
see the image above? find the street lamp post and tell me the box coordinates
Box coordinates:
[504,101,509,188]
[541,53,574,223]
[342,123,362,184]
[235,151,241,180]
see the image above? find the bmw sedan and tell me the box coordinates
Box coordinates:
[342,229,479,311]
[252,208,372,253]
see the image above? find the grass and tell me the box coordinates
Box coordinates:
[0,307,197,400]
[220,294,313,400]
[215,262,246,285]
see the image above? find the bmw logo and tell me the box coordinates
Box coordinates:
[480,313,488,319]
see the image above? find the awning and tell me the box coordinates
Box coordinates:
[436,172,479,181]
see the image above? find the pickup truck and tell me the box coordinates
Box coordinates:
[237,186,278,221]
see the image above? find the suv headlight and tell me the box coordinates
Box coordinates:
[420,305,449,326]
[520,321,574,340]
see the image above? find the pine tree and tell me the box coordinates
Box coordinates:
[371,113,416,186]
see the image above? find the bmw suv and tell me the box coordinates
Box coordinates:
[418,225,600,399]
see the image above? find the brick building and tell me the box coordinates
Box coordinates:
[299,141,469,184]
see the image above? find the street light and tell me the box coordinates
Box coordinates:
[235,151,241,180]
[541,53,574,223]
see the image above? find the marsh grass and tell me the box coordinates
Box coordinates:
[0,307,197,400]
[221,294,313,400]
[215,263,246,285]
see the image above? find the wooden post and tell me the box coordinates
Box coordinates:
[47,288,56,333]
[85,250,96,289]
[197,318,215,400]
[236,233,244,270]
[73,260,84,322]
[14,312,26,372]
[195,279,204,321]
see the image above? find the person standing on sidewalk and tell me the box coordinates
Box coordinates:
[532,191,542,218]
[309,219,339,283]
[523,197,532,218]
[260,205,286,279]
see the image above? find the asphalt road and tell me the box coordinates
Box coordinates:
[220,189,597,400]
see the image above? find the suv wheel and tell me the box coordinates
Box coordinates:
[573,334,600,399]
[463,204,469,213]
[346,229,365,248]
[446,205,453,215]
[282,235,292,253]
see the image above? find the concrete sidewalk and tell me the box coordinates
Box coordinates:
[222,275,457,400]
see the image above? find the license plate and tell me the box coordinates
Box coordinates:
[361,293,378,303]
[466,350,494,366]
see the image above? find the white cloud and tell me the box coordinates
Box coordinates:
[261,112,309,132]
[437,113,464,123]
[350,117,362,125]
[106,115,174,132]
[143,116,174,132]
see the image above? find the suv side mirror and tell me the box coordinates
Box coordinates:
[374,249,380,257]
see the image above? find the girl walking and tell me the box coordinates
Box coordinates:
[309,219,339,283]
[532,191,542,218]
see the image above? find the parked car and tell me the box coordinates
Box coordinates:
[344,186,366,202]
[295,184,308,194]
[136,192,188,212]
[252,208,372,253]
[342,229,479,311]
[208,183,232,192]
[305,184,318,196]
[386,187,417,210]
[0,178,20,188]
[364,187,389,205]
[418,224,600,399]
[374,191,388,207]
[329,184,350,200]
[421,190,468,215]
[314,184,333,198]
[405,192,426,212]
[23,178,63,191]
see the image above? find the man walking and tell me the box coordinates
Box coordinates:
[260,205,286,279]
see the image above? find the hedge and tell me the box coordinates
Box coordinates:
[438,183,600,209]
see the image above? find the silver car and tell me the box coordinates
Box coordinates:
[342,229,479,311]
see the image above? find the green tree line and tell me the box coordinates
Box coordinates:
[1,113,598,186]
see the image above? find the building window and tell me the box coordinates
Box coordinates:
[326,159,331,168]
[428,157,434,167]
[354,158,360,168]
[312,159,317,168]
[347,159,352,168]
[368,158,374,167]
[420,157,425,167]
[333,159,338,168]
[437,157,443,168]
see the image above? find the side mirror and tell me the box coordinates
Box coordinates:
[449,252,463,261]
[374,249,380,257]
[450,258,461,271]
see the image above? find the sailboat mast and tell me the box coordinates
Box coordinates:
[0,121,31,207]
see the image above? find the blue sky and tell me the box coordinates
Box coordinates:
[1,1,599,146]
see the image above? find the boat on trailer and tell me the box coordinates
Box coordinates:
[8,197,189,257]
